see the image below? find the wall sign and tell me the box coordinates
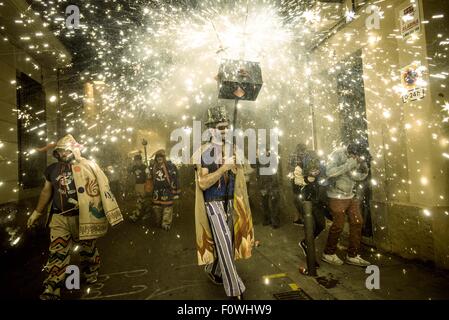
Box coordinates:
[401,62,426,103]
[400,2,421,39]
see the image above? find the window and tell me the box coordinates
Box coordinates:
[16,72,47,189]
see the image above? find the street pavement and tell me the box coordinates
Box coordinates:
[1,167,449,300]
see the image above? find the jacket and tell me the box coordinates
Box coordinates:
[40,134,123,239]
[326,147,368,199]
[295,150,327,201]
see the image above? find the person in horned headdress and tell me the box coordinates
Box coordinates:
[193,105,254,300]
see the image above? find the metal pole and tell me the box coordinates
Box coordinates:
[56,68,62,136]
[142,139,148,166]
[303,53,318,276]
[224,98,239,213]
[144,145,148,166]
[232,98,238,142]
[303,200,317,276]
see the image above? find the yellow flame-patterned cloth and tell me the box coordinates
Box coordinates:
[193,143,254,265]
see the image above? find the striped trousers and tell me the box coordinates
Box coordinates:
[204,200,245,297]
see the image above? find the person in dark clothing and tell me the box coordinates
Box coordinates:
[105,165,121,202]
[293,149,329,263]
[129,154,150,221]
[289,143,308,226]
[148,149,180,230]
[254,149,280,229]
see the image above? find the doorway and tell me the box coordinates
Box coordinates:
[336,50,373,237]
[16,72,47,189]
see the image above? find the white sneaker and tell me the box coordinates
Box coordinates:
[346,255,371,267]
[321,253,344,266]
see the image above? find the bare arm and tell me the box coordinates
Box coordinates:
[197,166,226,191]
[35,181,53,213]
[198,163,237,191]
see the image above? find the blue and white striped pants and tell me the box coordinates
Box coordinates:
[204,200,246,297]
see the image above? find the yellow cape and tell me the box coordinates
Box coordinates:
[193,143,254,265]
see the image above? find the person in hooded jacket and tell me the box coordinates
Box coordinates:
[27,134,123,300]
[148,149,180,230]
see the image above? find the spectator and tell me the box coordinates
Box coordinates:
[322,143,371,267]
[294,147,329,264]
[289,143,308,226]
[254,149,280,229]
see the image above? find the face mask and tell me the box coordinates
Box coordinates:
[54,149,74,163]
[61,153,74,163]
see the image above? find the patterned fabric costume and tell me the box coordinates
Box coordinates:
[37,134,123,299]
[193,142,254,297]
[44,215,100,293]
[149,150,180,229]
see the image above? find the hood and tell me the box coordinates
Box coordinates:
[37,134,84,162]
[154,149,166,159]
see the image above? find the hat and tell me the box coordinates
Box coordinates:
[295,143,307,155]
[347,142,366,156]
[154,149,166,158]
[205,105,230,128]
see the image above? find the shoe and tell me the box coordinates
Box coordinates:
[321,253,344,266]
[83,274,98,284]
[230,294,244,300]
[346,255,371,267]
[162,225,171,231]
[39,287,61,300]
[293,219,304,226]
[206,272,223,285]
[299,240,307,256]
[204,265,223,285]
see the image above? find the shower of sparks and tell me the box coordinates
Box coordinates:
[3,0,327,158]
[0,0,446,262]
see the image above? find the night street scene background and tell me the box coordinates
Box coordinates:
[1,0,449,302]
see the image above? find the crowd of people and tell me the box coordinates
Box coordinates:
[286,142,371,268]
[105,150,181,231]
[193,105,372,299]
[26,105,372,300]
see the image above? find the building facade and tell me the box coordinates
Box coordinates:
[284,0,449,269]
[0,0,71,205]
